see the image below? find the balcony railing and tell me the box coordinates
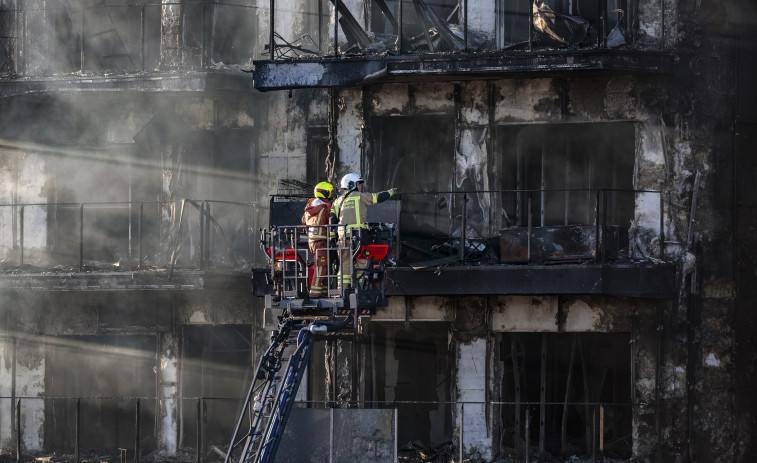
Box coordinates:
[0,0,669,78]
[0,199,261,273]
[270,188,666,268]
[1,396,630,461]
[0,1,259,77]
[0,187,666,276]
[267,0,658,59]
[396,188,665,266]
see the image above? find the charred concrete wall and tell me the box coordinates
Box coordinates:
[334,79,675,259]
[0,87,332,270]
[364,295,666,460]
[316,42,748,458]
[0,0,755,461]
[0,289,265,454]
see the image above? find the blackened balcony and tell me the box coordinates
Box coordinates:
[0,199,260,290]
[0,1,257,97]
[252,0,675,89]
[269,187,676,299]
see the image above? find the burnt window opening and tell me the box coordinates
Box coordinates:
[211,4,258,65]
[496,0,630,48]
[182,1,259,67]
[272,0,634,59]
[0,1,17,74]
[497,122,635,229]
[181,325,253,451]
[49,145,134,267]
[366,116,456,263]
[0,0,258,76]
[44,335,158,453]
[497,332,632,460]
[365,322,454,449]
[368,0,461,51]
[306,127,330,186]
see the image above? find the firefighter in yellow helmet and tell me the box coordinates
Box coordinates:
[301,181,336,298]
[330,173,397,290]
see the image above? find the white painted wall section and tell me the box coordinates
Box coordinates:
[158,333,179,455]
[372,296,454,322]
[412,83,455,114]
[491,296,558,332]
[563,299,603,331]
[495,79,557,122]
[369,84,408,116]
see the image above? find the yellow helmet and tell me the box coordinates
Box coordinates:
[314,181,334,200]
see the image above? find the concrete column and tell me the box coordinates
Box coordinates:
[324,338,355,407]
[463,0,497,43]
[0,337,45,451]
[457,338,491,460]
[17,0,49,75]
[632,119,666,260]
[453,297,492,460]
[157,331,179,455]
[160,0,183,69]
[336,87,363,172]
[17,338,44,452]
[0,336,14,448]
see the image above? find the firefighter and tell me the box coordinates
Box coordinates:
[331,173,397,290]
[302,181,336,298]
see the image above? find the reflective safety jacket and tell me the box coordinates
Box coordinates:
[302,198,334,241]
[331,189,394,236]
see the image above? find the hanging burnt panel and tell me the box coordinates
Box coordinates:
[44,335,158,453]
[368,0,459,52]
[366,116,455,262]
[496,0,630,48]
[181,325,253,452]
[307,126,329,185]
[495,122,634,263]
[499,332,632,460]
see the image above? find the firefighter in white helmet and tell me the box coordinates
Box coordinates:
[302,181,336,298]
[331,173,397,290]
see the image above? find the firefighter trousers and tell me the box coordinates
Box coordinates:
[308,239,330,298]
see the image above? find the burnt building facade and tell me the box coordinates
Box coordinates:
[0,0,756,461]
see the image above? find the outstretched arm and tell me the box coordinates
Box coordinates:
[373,188,398,204]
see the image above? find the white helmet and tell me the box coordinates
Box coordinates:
[340,173,364,190]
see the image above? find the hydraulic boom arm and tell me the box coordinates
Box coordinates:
[224,318,348,463]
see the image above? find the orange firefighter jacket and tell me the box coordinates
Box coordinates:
[302,198,334,241]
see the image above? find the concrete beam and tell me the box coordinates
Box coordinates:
[0,71,255,100]
[385,264,677,298]
[252,50,674,90]
[0,270,206,291]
